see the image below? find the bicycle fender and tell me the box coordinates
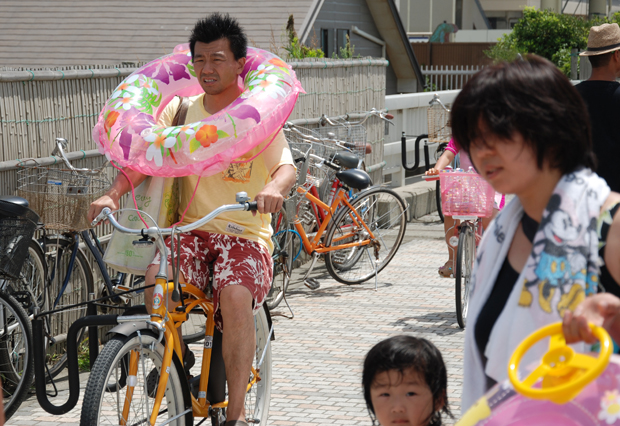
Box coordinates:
[106,321,154,337]
[263,304,275,341]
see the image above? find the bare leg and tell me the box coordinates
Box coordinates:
[219,285,255,422]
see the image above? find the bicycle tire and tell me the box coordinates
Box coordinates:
[455,223,475,329]
[436,180,444,223]
[0,289,34,420]
[243,306,272,425]
[3,239,47,316]
[41,235,94,378]
[324,188,407,284]
[266,207,295,310]
[80,330,191,426]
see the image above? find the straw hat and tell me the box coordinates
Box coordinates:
[580,23,620,56]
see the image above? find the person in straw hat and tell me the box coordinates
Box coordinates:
[575,23,620,193]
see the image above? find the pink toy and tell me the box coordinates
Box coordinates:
[93,44,303,177]
[458,323,620,426]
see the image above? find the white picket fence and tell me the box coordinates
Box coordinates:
[421,65,483,91]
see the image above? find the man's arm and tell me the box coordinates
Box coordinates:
[254,164,296,215]
[87,168,148,222]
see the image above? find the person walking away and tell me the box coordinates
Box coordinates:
[575,23,620,193]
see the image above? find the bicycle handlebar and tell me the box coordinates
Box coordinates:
[92,197,257,232]
[320,108,394,127]
[52,138,100,174]
[429,94,450,112]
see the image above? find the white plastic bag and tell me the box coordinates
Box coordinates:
[103,176,179,275]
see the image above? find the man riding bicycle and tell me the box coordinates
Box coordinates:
[88,13,296,426]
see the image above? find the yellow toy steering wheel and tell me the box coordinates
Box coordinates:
[508,322,612,404]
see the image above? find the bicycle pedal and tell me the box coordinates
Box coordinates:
[246,418,261,424]
[304,278,320,290]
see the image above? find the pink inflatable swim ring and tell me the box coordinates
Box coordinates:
[93,44,303,177]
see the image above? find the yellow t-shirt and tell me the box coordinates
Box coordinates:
[158,94,294,253]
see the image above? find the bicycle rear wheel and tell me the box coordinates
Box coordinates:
[0,289,33,420]
[41,235,94,378]
[324,188,407,284]
[455,223,475,329]
[80,331,191,425]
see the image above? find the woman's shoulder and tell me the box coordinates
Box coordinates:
[602,192,620,216]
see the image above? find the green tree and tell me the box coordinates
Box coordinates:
[485,8,620,75]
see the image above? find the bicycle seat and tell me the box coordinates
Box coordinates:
[336,169,372,190]
[0,196,34,218]
[332,151,359,169]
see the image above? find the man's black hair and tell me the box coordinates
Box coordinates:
[189,13,248,60]
[451,54,596,174]
[362,335,452,426]
[588,51,614,68]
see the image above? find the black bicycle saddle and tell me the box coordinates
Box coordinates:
[0,196,32,217]
[332,151,359,169]
[335,169,372,190]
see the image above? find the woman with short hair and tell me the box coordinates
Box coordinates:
[455,54,620,412]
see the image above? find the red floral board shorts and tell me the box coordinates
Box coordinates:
[148,231,273,332]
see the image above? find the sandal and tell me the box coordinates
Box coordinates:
[438,261,453,278]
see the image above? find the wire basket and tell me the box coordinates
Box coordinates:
[0,207,39,279]
[17,167,111,231]
[317,123,367,160]
[428,102,451,144]
[439,171,495,217]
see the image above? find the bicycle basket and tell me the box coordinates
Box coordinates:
[0,203,39,279]
[428,102,451,144]
[439,171,495,217]
[318,123,367,160]
[17,167,110,231]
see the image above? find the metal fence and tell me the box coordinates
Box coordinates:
[421,65,482,91]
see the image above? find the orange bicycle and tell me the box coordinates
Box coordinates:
[83,192,271,425]
[278,140,408,290]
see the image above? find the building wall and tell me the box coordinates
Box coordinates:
[310,0,383,58]
[398,0,455,34]
[0,0,314,68]
[311,0,401,94]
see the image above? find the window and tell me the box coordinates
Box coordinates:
[321,29,330,57]
[337,29,350,55]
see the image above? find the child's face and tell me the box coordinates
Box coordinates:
[370,368,437,425]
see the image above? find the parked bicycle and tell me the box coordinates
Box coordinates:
[13,138,146,381]
[274,136,408,293]
[84,191,272,426]
[0,195,40,419]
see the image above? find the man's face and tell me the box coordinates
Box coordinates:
[192,39,246,96]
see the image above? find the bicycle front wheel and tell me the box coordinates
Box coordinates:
[244,306,272,425]
[455,223,475,329]
[0,289,34,420]
[80,331,191,426]
[41,235,94,378]
[324,188,407,284]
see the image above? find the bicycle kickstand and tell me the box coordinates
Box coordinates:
[301,252,321,290]
[365,248,379,291]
